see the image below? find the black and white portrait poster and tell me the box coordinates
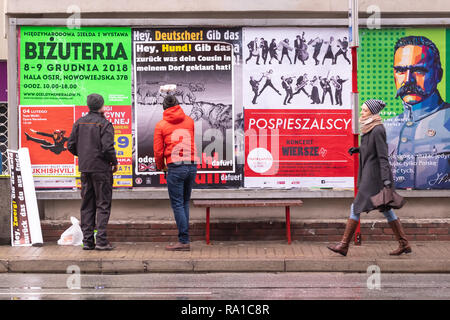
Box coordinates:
[132,28,243,188]
[243,27,354,189]
[243,27,352,109]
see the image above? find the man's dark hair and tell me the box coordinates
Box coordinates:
[394,36,442,72]
[163,95,179,110]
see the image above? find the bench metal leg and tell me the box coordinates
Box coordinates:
[285,206,291,245]
[206,207,210,245]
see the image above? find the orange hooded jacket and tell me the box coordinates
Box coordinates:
[153,105,197,170]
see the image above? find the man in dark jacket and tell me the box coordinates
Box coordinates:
[68,94,118,251]
[260,38,269,64]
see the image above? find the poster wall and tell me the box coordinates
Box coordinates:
[243,27,354,188]
[18,26,133,188]
[132,27,244,188]
[8,149,43,246]
[75,105,133,188]
[358,28,450,189]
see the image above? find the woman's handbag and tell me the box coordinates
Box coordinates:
[370,187,406,211]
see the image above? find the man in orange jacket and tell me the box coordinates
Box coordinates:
[154,95,198,251]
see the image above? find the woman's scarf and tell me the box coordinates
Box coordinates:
[359,114,383,135]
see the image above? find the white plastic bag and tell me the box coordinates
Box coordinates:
[57,217,83,246]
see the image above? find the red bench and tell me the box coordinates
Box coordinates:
[193,199,304,245]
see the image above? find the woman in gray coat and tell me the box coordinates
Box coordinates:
[327,99,412,256]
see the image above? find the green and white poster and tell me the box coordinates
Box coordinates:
[18,26,133,189]
[359,28,450,190]
[19,26,132,106]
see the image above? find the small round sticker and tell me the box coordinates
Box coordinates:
[247,148,273,174]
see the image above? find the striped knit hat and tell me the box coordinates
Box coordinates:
[364,99,386,115]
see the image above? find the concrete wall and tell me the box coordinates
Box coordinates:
[5,0,450,16]
[1,0,449,233]
[42,196,450,222]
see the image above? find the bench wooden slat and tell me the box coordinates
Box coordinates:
[193,199,303,208]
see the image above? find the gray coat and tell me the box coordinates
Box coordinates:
[353,124,394,214]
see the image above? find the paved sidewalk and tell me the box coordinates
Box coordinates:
[1,241,450,273]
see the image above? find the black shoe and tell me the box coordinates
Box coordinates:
[83,244,95,250]
[95,243,115,251]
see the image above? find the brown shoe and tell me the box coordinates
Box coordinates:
[165,242,190,251]
[388,219,412,255]
[327,219,359,256]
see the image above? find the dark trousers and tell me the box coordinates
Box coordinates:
[246,52,260,64]
[252,89,259,104]
[262,50,268,64]
[259,80,281,96]
[335,89,343,106]
[80,171,113,246]
[313,51,320,65]
[293,87,309,97]
[167,164,197,244]
[269,52,278,63]
[335,49,351,64]
[283,88,293,105]
[294,49,300,64]
[321,88,334,105]
[280,51,292,64]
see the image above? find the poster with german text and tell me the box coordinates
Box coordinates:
[132,27,244,188]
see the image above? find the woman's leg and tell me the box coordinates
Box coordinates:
[384,209,412,255]
[382,209,398,222]
[349,203,360,221]
[327,204,360,256]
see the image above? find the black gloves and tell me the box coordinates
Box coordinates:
[348,147,360,155]
[384,180,392,188]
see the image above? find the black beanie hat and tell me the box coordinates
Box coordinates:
[87,94,104,111]
[364,99,386,115]
[163,95,179,110]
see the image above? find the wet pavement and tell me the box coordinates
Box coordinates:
[1,273,450,300]
[2,241,450,273]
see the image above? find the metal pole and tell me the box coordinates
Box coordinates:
[7,18,18,152]
[349,0,361,245]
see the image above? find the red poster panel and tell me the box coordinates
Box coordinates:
[74,105,133,188]
[19,106,75,176]
[244,108,354,188]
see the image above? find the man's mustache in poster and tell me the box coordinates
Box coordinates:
[395,83,426,99]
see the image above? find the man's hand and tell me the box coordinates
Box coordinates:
[112,165,118,173]
[348,147,360,156]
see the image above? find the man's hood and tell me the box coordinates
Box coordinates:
[163,105,186,124]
